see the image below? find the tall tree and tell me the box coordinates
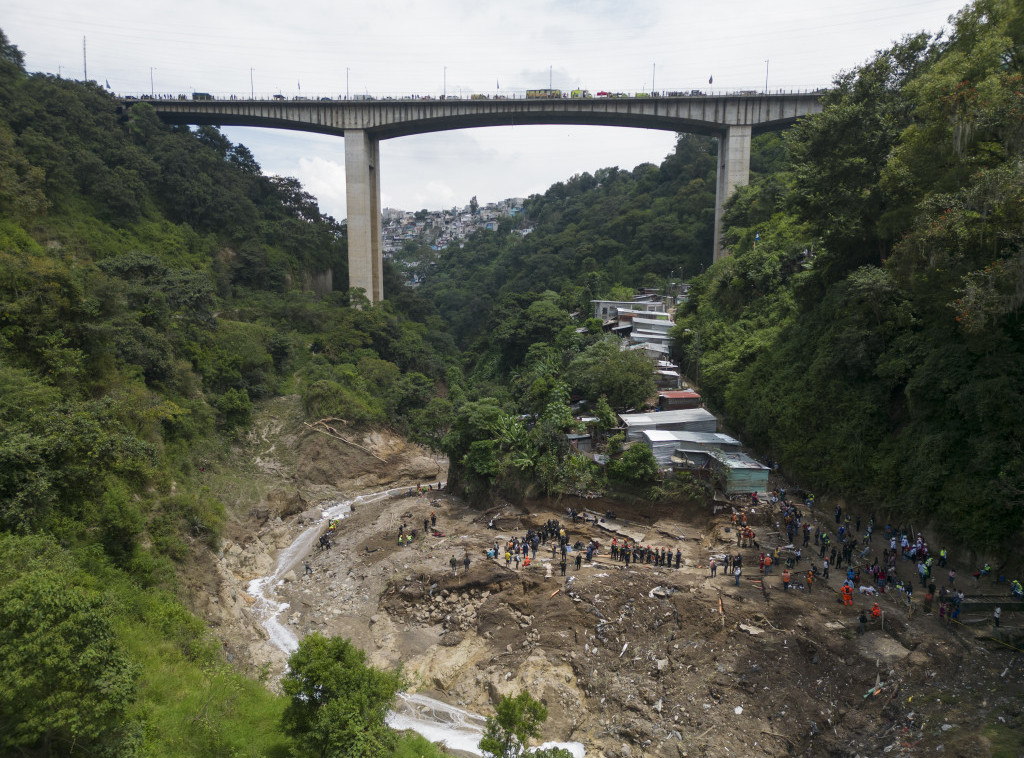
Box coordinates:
[281,633,403,758]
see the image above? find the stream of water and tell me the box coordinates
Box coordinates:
[246,485,585,757]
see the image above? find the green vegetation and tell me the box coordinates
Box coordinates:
[282,634,403,758]
[0,26,454,757]
[479,692,573,758]
[675,0,1024,553]
[4,0,1024,751]
[418,134,719,348]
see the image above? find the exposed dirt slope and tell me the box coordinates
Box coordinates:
[190,398,1024,757]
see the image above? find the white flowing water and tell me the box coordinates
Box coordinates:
[246,485,414,651]
[247,484,585,757]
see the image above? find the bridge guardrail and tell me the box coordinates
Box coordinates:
[122,88,829,103]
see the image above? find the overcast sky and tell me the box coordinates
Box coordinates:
[5,0,968,220]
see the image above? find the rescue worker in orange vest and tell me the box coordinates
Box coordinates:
[781,568,791,590]
[841,584,854,606]
[764,554,773,574]
[806,570,814,593]
[870,602,881,619]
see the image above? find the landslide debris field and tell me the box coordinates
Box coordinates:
[200,408,1024,758]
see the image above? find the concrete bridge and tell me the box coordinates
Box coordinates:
[132,93,824,302]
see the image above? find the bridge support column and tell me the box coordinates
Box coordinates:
[713,125,752,262]
[345,129,383,303]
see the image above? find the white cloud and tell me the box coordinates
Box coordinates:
[296,156,348,220]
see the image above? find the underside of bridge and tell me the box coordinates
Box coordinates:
[136,95,823,302]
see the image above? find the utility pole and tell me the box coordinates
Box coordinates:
[549,64,552,90]
[652,62,656,94]
[250,67,254,99]
[82,36,87,81]
[150,67,155,97]
[346,67,350,99]
[443,66,447,98]
[764,59,769,94]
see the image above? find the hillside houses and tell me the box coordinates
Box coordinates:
[381,197,525,256]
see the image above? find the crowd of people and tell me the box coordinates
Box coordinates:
[365,488,1018,635]
[711,489,1020,633]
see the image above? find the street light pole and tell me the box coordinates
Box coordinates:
[250,67,254,99]
[443,66,447,99]
[346,68,350,99]
[764,59,769,94]
[150,67,155,97]
[652,62,656,94]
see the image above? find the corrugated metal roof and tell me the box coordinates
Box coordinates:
[641,430,739,445]
[707,450,770,470]
[659,390,700,399]
[632,317,674,328]
[621,409,717,425]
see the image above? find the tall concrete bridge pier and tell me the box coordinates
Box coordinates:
[133,93,824,302]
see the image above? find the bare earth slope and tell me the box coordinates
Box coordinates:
[190,397,1024,757]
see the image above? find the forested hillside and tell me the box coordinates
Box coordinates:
[5,0,1024,751]
[675,0,1024,556]
[409,134,774,504]
[0,29,454,756]
[420,133,730,346]
[410,0,1024,558]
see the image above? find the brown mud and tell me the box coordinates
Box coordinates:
[189,397,1024,757]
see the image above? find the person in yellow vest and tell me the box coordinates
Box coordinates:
[781,567,791,590]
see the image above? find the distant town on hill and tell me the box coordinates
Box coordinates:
[382,196,530,285]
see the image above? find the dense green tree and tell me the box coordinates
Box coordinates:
[282,634,403,758]
[680,0,1024,553]
[0,537,140,757]
[608,442,660,485]
[479,692,572,758]
[565,337,655,410]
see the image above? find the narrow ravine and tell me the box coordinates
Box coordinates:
[245,485,585,756]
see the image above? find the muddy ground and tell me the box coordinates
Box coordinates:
[190,398,1024,757]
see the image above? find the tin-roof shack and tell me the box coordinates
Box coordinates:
[619,408,718,440]
[639,429,742,466]
[707,450,770,495]
[658,390,702,410]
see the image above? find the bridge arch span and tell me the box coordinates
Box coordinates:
[132,94,823,301]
